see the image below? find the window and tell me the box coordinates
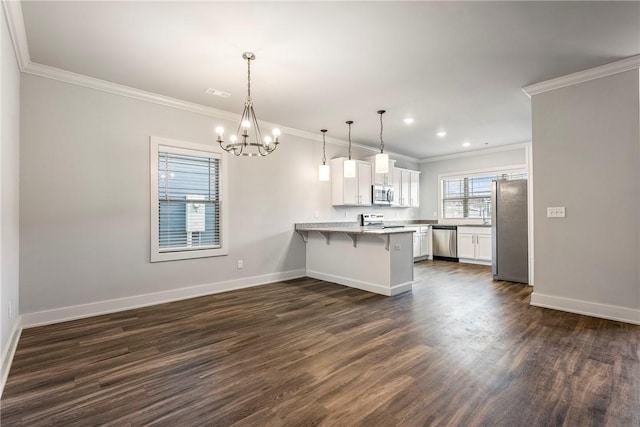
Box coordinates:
[441,168,527,220]
[150,136,228,262]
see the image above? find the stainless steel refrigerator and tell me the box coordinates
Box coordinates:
[492,179,528,283]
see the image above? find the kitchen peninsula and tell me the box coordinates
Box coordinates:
[295,222,415,296]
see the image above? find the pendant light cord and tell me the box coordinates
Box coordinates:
[321,130,327,165]
[347,121,353,160]
[377,110,386,154]
[379,112,384,154]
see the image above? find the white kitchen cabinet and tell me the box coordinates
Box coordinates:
[408,226,430,260]
[413,232,421,258]
[419,227,431,257]
[392,168,402,207]
[457,226,492,264]
[331,158,372,206]
[457,233,476,259]
[393,167,421,207]
[358,162,372,205]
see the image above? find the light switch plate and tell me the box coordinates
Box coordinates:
[547,207,566,218]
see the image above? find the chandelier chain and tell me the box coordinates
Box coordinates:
[247,56,251,100]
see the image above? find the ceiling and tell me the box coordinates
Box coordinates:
[18,1,640,159]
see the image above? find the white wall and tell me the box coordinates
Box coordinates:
[19,73,419,318]
[419,147,527,220]
[530,69,640,323]
[1,3,21,372]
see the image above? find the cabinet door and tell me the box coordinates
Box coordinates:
[420,233,430,256]
[357,162,372,205]
[457,233,475,259]
[476,234,492,261]
[400,170,411,207]
[413,233,421,258]
[409,171,420,207]
[343,173,358,205]
[392,168,402,206]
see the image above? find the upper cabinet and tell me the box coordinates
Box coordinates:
[331,158,372,206]
[393,167,420,208]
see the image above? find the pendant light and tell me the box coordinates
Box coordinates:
[319,129,330,181]
[215,52,280,157]
[375,110,389,174]
[344,121,356,178]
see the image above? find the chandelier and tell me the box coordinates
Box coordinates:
[215,52,280,157]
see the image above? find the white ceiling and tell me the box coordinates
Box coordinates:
[18,1,640,159]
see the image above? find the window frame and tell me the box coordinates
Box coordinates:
[150,136,229,262]
[437,164,527,224]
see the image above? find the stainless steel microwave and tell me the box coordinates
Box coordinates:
[372,185,393,205]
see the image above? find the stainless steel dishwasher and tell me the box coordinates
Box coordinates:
[431,225,458,261]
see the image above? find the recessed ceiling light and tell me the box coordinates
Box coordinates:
[436,130,447,138]
[205,88,231,98]
[462,141,471,148]
[403,118,414,124]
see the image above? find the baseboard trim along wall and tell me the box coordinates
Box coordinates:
[1,316,23,399]
[306,270,412,296]
[530,292,640,325]
[21,269,306,329]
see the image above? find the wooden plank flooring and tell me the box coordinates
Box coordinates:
[2,260,639,426]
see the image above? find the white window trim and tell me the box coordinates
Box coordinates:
[150,136,229,262]
[437,164,527,225]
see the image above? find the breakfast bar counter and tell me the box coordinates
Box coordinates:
[295,223,415,296]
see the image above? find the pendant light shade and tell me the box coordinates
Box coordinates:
[375,153,389,174]
[343,159,356,178]
[319,129,330,181]
[375,110,389,174]
[319,164,330,181]
[344,120,356,178]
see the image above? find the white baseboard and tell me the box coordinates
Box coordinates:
[21,269,306,328]
[306,270,412,296]
[1,316,23,399]
[530,292,640,325]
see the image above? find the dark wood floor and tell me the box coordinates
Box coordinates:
[2,261,639,426]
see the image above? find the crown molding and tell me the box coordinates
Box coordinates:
[21,61,419,162]
[522,55,640,98]
[2,0,30,70]
[419,142,531,164]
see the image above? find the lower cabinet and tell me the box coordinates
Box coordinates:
[457,226,492,264]
[410,226,431,260]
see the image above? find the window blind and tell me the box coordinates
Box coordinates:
[158,151,221,252]
[442,171,527,219]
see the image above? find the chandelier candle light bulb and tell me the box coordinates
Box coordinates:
[216,52,280,156]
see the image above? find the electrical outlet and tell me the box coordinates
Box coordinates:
[237,259,244,269]
[394,244,401,250]
[547,207,566,218]
[314,211,319,219]
[8,301,12,320]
